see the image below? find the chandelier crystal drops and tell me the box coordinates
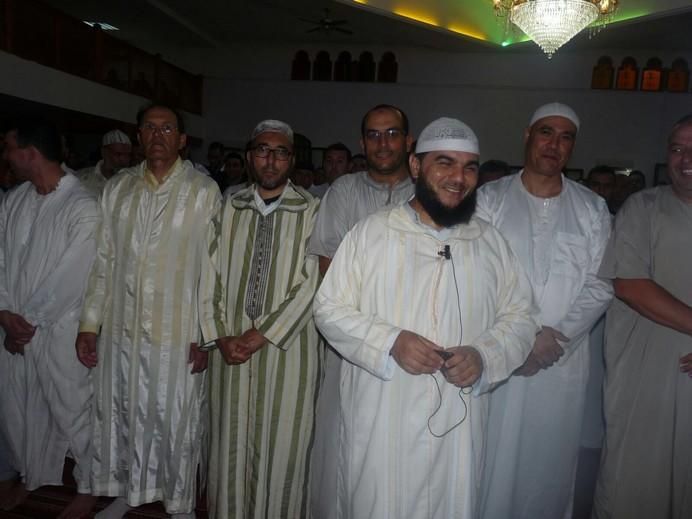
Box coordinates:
[493,0,619,57]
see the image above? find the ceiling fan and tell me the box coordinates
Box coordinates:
[300,8,353,35]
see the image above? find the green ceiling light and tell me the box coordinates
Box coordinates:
[492,0,618,57]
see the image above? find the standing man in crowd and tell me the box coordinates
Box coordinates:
[477,102,612,519]
[76,129,132,195]
[206,141,225,177]
[323,142,351,185]
[76,103,220,519]
[0,120,100,518]
[308,104,415,518]
[350,153,367,173]
[592,114,692,519]
[313,116,537,519]
[200,119,321,519]
[222,151,247,196]
[587,165,617,214]
[311,142,352,198]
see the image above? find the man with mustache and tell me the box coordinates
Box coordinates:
[308,104,415,518]
[477,103,613,519]
[76,103,221,518]
[200,120,321,518]
[313,117,537,519]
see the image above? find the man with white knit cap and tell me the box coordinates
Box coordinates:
[313,117,537,519]
[76,129,132,195]
[477,102,613,519]
[200,119,321,519]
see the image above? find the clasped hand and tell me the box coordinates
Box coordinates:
[0,310,36,355]
[216,328,268,365]
[390,330,483,388]
[515,325,568,376]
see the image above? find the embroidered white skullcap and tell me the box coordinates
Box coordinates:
[251,119,294,144]
[529,102,580,131]
[415,117,479,155]
[102,129,131,146]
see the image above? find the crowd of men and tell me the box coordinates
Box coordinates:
[0,100,689,519]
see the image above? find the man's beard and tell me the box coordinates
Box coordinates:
[415,174,476,228]
[255,167,289,191]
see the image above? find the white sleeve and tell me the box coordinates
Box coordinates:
[313,226,401,381]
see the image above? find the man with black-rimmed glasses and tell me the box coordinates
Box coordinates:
[308,104,415,519]
[199,119,322,519]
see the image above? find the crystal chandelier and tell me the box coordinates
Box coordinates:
[493,0,618,57]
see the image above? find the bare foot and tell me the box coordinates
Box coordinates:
[0,480,28,510]
[57,493,98,519]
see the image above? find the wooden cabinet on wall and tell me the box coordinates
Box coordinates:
[616,56,638,90]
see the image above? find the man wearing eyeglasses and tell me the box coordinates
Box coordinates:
[308,103,415,518]
[76,103,221,519]
[200,120,321,519]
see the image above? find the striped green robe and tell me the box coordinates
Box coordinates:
[200,182,322,519]
[80,159,221,513]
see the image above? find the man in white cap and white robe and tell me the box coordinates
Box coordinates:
[477,102,613,519]
[314,117,538,519]
[76,130,132,195]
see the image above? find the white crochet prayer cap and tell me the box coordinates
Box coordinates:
[251,119,294,144]
[102,129,131,146]
[529,102,580,131]
[415,117,479,155]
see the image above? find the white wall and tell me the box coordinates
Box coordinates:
[184,43,692,182]
[3,41,692,183]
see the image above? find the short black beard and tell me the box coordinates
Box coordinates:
[415,174,477,228]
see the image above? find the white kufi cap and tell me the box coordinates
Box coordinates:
[251,119,294,144]
[102,129,131,146]
[415,117,479,155]
[529,102,580,131]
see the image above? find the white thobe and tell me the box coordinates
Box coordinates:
[307,171,415,518]
[313,203,538,519]
[476,173,613,519]
[76,160,109,196]
[0,174,99,492]
[80,159,221,513]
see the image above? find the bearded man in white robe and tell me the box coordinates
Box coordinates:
[477,103,613,519]
[76,104,221,519]
[0,119,100,519]
[314,117,537,519]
